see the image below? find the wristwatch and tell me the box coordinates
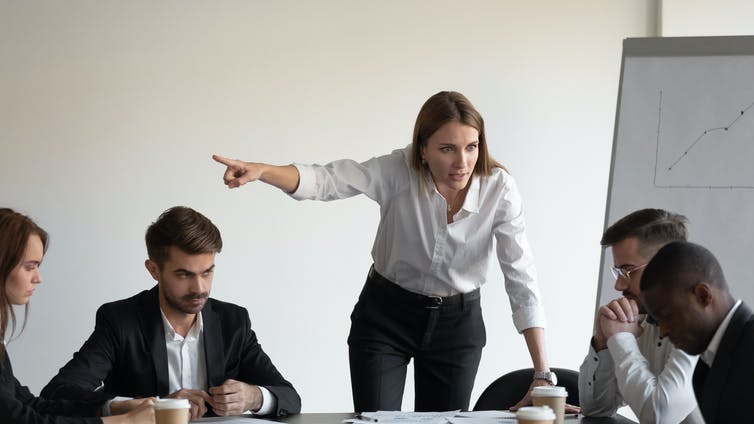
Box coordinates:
[533,370,557,385]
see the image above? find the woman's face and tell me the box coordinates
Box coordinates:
[421,121,479,194]
[5,234,44,305]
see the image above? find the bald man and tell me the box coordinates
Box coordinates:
[641,241,754,424]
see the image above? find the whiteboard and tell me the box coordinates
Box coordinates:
[598,36,754,309]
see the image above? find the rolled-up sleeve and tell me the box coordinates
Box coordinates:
[290,163,318,200]
[493,174,545,332]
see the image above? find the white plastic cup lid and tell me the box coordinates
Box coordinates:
[153,398,191,410]
[516,406,556,420]
[531,386,568,397]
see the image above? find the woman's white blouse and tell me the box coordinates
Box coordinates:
[290,145,545,332]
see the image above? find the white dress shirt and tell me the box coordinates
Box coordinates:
[701,299,742,367]
[159,310,276,416]
[579,319,703,424]
[291,145,545,332]
[161,309,207,394]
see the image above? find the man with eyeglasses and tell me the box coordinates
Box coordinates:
[578,208,703,424]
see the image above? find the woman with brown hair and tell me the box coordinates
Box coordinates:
[0,208,155,423]
[212,91,553,412]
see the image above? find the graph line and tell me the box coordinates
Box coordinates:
[666,98,754,171]
[653,90,754,189]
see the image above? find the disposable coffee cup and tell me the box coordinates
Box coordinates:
[154,398,190,424]
[516,406,556,424]
[531,386,567,424]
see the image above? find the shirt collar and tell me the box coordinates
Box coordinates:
[428,174,481,215]
[701,299,741,366]
[160,308,204,342]
[463,175,481,214]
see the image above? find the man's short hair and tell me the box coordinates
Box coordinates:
[640,241,727,294]
[145,206,222,267]
[601,208,688,258]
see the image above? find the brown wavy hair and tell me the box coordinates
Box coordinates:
[0,208,48,360]
[410,91,504,181]
[145,206,223,268]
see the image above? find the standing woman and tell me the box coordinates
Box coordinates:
[213,91,552,412]
[0,208,154,423]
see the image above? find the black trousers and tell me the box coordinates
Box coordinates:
[348,267,486,412]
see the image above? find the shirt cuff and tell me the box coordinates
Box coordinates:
[102,396,133,416]
[511,303,546,333]
[289,163,316,200]
[590,342,616,377]
[253,386,277,416]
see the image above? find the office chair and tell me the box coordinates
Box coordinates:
[473,367,580,411]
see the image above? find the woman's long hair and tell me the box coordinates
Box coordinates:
[0,208,48,360]
[410,91,505,181]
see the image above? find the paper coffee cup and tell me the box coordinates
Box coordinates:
[516,406,556,424]
[531,386,568,424]
[154,398,190,424]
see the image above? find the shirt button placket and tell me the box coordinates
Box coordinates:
[427,227,447,292]
[181,342,190,389]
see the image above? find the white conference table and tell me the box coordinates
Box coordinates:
[272,412,637,424]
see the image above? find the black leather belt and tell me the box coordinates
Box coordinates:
[367,265,480,309]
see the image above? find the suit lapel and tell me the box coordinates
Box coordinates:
[141,286,170,395]
[692,360,708,403]
[202,300,226,387]
[700,303,753,423]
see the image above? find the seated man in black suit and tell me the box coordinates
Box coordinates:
[41,206,301,420]
[640,241,754,424]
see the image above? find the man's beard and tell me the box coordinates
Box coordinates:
[166,292,208,314]
[623,291,646,314]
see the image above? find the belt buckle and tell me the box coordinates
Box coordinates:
[426,296,443,309]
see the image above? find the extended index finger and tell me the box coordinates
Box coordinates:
[212,155,248,186]
[212,154,233,166]
[212,154,240,167]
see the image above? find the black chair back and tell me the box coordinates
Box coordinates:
[473,367,579,411]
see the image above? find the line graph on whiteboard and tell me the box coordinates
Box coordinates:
[653,89,754,189]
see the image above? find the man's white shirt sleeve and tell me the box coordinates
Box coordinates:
[254,386,277,416]
[579,343,621,417]
[579,323,701,424]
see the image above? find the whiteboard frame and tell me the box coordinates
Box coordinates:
[597,35,754,313]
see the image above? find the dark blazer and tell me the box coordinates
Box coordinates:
[41,286,301,416]
[692,301,754,424]
[0,352,101,423]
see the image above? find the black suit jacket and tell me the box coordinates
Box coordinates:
[0,353,101,423]
[41,286,301,416]
[692,301,754,424]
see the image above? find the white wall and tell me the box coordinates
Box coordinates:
[1,0,654,413]
[661,0,754,36]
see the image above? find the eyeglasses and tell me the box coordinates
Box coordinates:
[610,263,648,280]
